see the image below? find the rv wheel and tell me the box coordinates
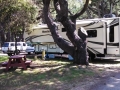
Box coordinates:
[89,53,95,62]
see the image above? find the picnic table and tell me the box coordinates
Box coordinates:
[2,55,32,71]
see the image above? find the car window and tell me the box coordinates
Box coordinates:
[27,43,32,46]
[23,43,26,46]
[2,43,9,47]
[11,43,15,46]
[17,43,21,46]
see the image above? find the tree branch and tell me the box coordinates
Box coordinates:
[54,0,69,22]
[43,0,74,56]
[88,5,98,14]
[53,0,61,14]
[72,0,89,19]
[58,0,68,17]
[54,0,84,48]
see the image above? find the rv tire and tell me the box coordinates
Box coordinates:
[89,53,95,62]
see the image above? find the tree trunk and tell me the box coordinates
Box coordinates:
[43,0,89,65]
[1,29,6,45]
[6,31,11,42]
[11,32,15,42]
[60,18,88,65]
[21,23,25,41]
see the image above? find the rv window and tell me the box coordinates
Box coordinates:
[49,44,57,49]
[109,26,114,42]
[62,28,67,32]
[87,30,97,37]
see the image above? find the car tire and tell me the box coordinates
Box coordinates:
[3,51,5,53]
[28,52,31,55]
[7,53,12,56]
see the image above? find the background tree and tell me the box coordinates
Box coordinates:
[34,0,86,23]
[86,0,120,18]
[0,0,38,46]
[42,0,89,65]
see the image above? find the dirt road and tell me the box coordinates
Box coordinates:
[70,59,120,90]
[89,71,120,90]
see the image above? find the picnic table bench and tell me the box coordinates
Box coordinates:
[2,55,32,71]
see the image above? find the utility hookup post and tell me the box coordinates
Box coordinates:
[42,49,45,60]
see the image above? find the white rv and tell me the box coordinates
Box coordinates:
[76,17,120,59]
[24,23,65,54]
[24,17,120,59]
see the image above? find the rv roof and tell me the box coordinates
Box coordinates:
[76,20,94,24]
[32,17,119,29]
[76,17,119,24]
[77,17,119,22]
[32,22,60,29]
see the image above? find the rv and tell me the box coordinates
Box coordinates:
[24,17,120,59]
[76,17,120,59]
[24,23,65,54]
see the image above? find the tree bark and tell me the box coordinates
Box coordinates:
[43,0,74,56]
[0,27,6,45]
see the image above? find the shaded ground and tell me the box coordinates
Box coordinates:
[89,71,120,90]
[0,57,120,90]
[70,59,120,90]
[71,66,120,90]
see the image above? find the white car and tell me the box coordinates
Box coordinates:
[26,44,35,54]
[2,42,27,54]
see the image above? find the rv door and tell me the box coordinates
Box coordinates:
[86,21,107,55]
[107,18,120,55]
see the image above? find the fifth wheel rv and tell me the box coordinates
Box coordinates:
[77,17,120,59]
[24,23,65,54]
[24,17,120,59]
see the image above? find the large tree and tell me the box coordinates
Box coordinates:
[0,0,38,45]
[42,0,89,65]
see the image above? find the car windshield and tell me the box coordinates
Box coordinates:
[27,43,32,46]
[2,43,9,47]
[23,43,26,46]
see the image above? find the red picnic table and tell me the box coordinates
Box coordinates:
[2,55,32,71]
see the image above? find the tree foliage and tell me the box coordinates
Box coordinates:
[0,0,38,44]
[87,0,120,18]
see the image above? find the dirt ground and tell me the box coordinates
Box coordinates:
[70,60,120,90]
[1,58,120,90]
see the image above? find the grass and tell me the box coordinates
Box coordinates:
[0,57,96,90]
[0,56,9,63]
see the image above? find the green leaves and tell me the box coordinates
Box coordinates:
[68,0,83,15]
[0,0,38,32]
